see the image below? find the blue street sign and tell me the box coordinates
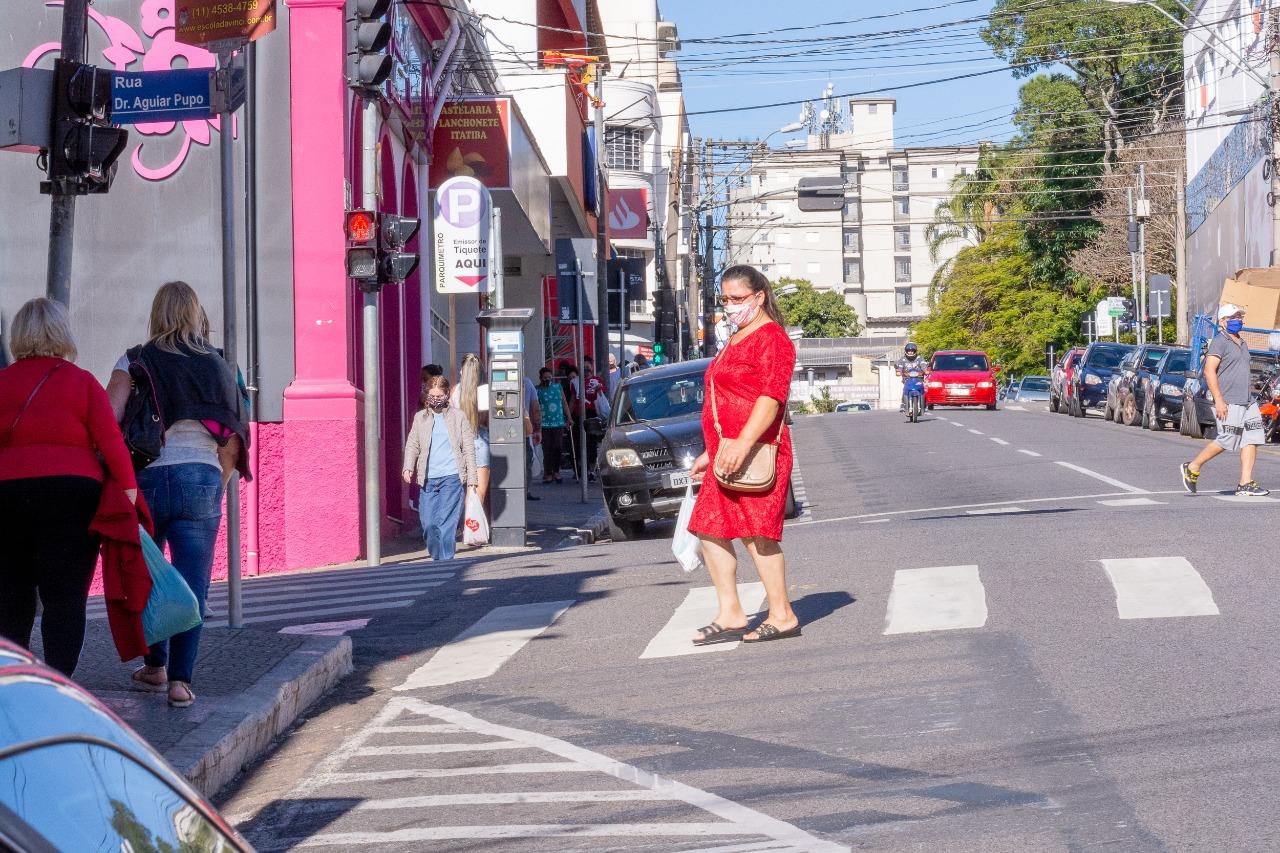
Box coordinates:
[110,69,216,125]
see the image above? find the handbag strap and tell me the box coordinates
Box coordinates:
[708,337,786,447]
[2,362,64,447]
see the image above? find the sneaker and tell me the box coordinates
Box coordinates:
[1179,462,1199,495]
[1235,480,1270,497]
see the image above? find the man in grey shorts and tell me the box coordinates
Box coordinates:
[1180,303,1269,496]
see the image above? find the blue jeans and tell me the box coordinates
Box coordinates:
[140,464,224,684]
[419,476,464,561]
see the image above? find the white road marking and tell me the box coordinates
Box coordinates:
[287,824,763,845]
[278,618,371,637]
[1054,461,1148,494]
[1098,498,1165,507]
[1005,405,1026,411]
[355,741,527,756]
[990,437,1010,445]
[792,490,1184,527]
[967,429,985,435]
[1099,557,1219,619]
[965,507,1026,515]
[950,421,964,426]
[320,763,592,784]
[345,790,677,810]
[1016,449,1042,457]
[1212,494,1280,503]
[247,600,418,625]
[686,843,801,853]
[640,583,767,659]
[884,565,988,635]
[860,518,891,524]
[395,600,574,690]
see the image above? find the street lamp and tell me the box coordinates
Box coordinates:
[1104,0,1280,265]
[758,121,806,150]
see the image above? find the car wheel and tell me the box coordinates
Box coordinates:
[985,403,996,411]
[784,484,799,519]
[1103,400,1114,421]
[1146,397,1163,431]
[1180,402,1203,439]
[1069,394,1084,418]
[607,514,644,542]
[926,404,934,410]
[1120,394,1139,426]
[1049,395,1059,413]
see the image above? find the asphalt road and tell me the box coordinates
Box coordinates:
[222,402,1280,852]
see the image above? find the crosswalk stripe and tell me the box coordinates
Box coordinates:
[990,437,1009,445]
[394,600,574,690]
[640,583,767,659]
[355,741,527,756]
[88,587,443,622]
[966,507,1026,515]
[244,600,418,625]
[320,763,592,784]
[345,790,678,810]
[1054,461,1147,494]
[1212,495,1280,503]
[1099,557,1219,619]
[884,565,988,635]
[967,429,984,435]
[1098,498,1165,507]
[1017,449,1041,457]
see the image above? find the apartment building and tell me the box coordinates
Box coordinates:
[727,98,980,337]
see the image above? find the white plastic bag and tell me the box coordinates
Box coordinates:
[595,391,611,421]
[530,443,544,480]
[463,490,490,547]
[671,483,704,573]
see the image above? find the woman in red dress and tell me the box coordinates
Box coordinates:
[688,265,799,645]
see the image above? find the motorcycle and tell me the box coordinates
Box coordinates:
[1259,364,1280,443]
[903,367,926,423]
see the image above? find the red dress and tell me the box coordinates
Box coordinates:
[689,322,795,541]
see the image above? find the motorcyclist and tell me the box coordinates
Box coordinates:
[895,342,927,412]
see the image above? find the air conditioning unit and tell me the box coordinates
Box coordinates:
[657,22,681,55]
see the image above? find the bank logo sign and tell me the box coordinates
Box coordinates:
[434,176,492,294]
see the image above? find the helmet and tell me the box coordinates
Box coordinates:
[904,342,918,354]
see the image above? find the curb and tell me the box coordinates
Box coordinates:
[556,507,610,547]
[169,632,353,799]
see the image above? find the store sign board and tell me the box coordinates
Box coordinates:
[429,98,511,189]
[174,0,276,49]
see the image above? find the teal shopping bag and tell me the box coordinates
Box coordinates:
[140,526,203,646]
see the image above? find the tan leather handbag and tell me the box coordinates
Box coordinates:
[709,376,785,494]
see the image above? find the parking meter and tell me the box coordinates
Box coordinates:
[478,308,534,548]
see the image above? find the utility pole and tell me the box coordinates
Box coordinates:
[1175,167,1189,344]
[46,0,89,306]
[594,67,610,371]
[1137,163,1148,346]
[360,97,381,568]
[1127,187,1140,344]
[702,213,716,356]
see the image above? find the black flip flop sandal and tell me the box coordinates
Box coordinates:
[742,622,802,643]
[692,622,749,646]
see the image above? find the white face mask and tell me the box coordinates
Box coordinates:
[725,298,760,329]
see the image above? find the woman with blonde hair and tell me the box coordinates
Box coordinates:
[451,353,491,505]
[404,375,477,561]
[107,281,250,708]
[0,298,137,676]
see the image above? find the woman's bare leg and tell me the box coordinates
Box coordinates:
[743,536,797,638]
[694,535,749,639]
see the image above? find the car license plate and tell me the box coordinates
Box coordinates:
[665,471,692,489]
[949,388,971,396]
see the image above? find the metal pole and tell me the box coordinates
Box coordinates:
[1127,187,1139,344]
[574,259,587,504]
[1157,293,1165,344]
[218,55,242,628]
[361,98,381,567]
[702,213,716,356]
[1138,163,1148,346]
[1270,11,1280,266]
[593,68,610,375]
[46,0,90,306]
[492,206,504,309]
[616,265,626,377]
[1175,167,1189,344]
[244,41,260,578]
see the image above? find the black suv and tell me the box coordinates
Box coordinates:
[598,358,799,540]
[1068,342,1135,417]
[1143,347,1193,431]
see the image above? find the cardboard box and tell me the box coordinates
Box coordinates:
[1221,268,1280,347]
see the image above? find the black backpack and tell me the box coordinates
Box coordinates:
[120,346,165,470]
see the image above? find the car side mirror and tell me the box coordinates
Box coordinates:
[992,365,1002,374]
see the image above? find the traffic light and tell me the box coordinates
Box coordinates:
[378,213,421,283]
[345,209,378,282]
[349,0,394,92]
[1126,221,1139,254]
[42,60,128,195]
[1119,297,1136,333]
[652,342,664,365]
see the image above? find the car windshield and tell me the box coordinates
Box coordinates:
[1141,349,1167,369]
[932,353,988,371]
[1020,377,1050,391]
[1164,351,1190,372]
[1087,346,1128,368]
[616,373,706,424]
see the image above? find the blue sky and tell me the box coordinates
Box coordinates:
[659,0,1028,147]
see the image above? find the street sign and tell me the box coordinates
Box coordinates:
[433,176,492,294]
[554,238,598,324]
[175,0,277,50]
[1107,296,1126,318]
[110,69,216,125]
[1148,274,1172,318]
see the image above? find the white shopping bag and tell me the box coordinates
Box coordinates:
[530,443,544,480]
[671,483,703,573]
[463,490,490,547]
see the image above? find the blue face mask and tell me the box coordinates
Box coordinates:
[1226,318,1245,334]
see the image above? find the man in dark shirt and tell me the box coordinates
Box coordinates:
[1180,304,1269,496]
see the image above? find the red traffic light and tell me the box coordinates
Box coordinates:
[345,210,376,243]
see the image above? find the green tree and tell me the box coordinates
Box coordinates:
[912,225,1101,375]
[810,385,843,414]
[775,278,863,338]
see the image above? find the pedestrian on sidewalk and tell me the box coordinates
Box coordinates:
[582,356,607,478]
[0,298,138,677]
[1180,304,1270,497]
[688,265,801,646]
[536,367,569,484]
[452,354,491,506]
[107,281,250,708]
[403,375,477,561]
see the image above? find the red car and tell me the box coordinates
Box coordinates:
[924,350,999,409]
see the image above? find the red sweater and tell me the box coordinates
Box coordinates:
[0,357,137,490]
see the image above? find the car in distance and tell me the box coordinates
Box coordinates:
[924,350,999,410]
[1000,378,1022,401]
[1009,375,1050,402]
[1103,349,1137,422]
[0,639,251,852]
[1068,342,1135,417]
[1114,344,1169,426]
[835,400,872,412]
[1144,347,1193,431]
[1049,348,1085,413]
[598,359,798,540]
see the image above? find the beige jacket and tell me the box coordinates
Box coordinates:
[403,406,477,487]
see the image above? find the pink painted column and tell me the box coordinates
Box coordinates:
[281,0,364,567]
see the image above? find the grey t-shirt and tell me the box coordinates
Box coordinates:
[1206,334,1252,406]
